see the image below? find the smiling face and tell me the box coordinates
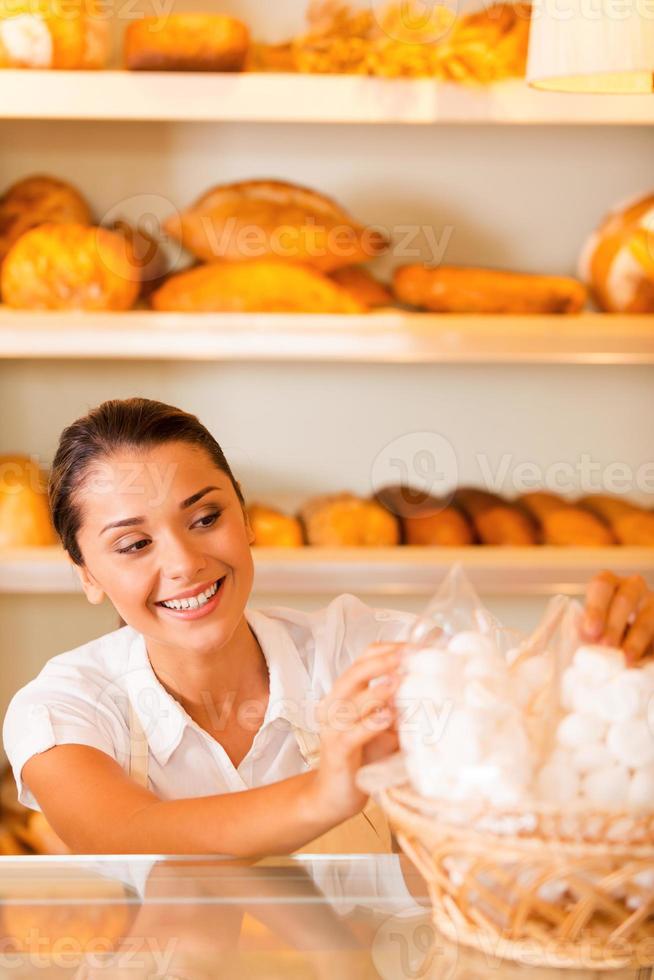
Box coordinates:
[73,441,255,656]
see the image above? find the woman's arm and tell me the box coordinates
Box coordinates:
[20,644,402,856]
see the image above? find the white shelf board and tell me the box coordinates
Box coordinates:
[1,310,652,364]
[2,547,652,597]
[1,73,653,125]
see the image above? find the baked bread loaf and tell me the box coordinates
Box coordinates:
[454,488,538,546]
[0,455,57,547]
[248,504,304,548]
[518,491,614,547]
[1,223,140,311]
[124,13,250,72]
[393,265,587,314]
[375,485,474,546]
[0,175,91,266]
[164,179,388,272]
[150,259,366,313]
[579,494,654,546]
[330,266,393,308]
[106,219,169,298]
[0,0,108,68]
[579,192,654,313]
[300,493,400,547]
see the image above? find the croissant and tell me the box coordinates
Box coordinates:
[394,265,587,314]
[164,179,388,272]
[150,259,366,314]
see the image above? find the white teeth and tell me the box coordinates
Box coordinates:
[161,579,220,611]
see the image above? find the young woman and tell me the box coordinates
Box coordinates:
[3,398,653,856]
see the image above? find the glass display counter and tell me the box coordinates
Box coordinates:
[0,854,648,979]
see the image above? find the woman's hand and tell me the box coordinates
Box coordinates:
[582,571,654,664]
[314,644,403,823]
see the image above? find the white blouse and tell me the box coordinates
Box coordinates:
[3,593,417,811]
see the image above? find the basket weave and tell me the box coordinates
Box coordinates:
[380,784,654,972]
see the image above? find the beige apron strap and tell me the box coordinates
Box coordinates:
[128,701,150,789]
[290,724,392,855]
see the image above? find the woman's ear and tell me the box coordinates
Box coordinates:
[73,562,105,605]
[243,505,255,546]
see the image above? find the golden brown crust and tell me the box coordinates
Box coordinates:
[393,265,587,314]
[106,219,169,298]
[454,488,538,546]
[164,179,388,272]
[0,455,57,547]
[0,175,91,265]
[124,14,250,72]
[519,492,614,546]
[330,266,393,308]
[581,193,654,313]
[578,494,654,546]
[247,504,304,548]
[300,493,400,547]
[1,223,141,311]
[150,259,366,313]
[577,494,638,524]
[374,485,474,546]
[0,0,109,69]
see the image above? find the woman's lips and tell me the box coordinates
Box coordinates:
[156,577,225,621]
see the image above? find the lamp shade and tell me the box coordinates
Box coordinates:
[526,1,654,93]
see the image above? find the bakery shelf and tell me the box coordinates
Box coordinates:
[0,310,653,365]
[1,73,654,125]
[2,546,652,597]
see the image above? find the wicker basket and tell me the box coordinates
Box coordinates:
[378,782,654,972]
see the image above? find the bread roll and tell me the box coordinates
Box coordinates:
[330,266,393,308]
[393,265,587,314]
[519,491,614,547]
[579,494,654,546]
[454,488,538,546]
[1,223,140,311]
[165,179,388,272]
[0,455,57,548]
[375,485,474,546]
[248,504,303,548]
[106,219,169,298]
[150,259,366,314]
[0,175,91,266]
[0,0,108,68]
[579,192,654,313]
[300,493,400,547]
[124,14,250,72]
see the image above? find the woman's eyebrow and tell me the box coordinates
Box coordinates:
[100,486,221,535]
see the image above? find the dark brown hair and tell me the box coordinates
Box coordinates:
[49,398,244,566]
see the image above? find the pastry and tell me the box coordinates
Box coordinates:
[579,495,654,546]
[150,259,366,313]
[519,491,614,547]
[0,175,91,266]
[0,455,57,548]
[0,0,108,68]
[375,485,474,546]
[330,266,393,308]
[106,219,169,298]
[1,223,140,311]
[579,192,654,313]
[124,14,250,72]
[393,265,587,314]
[454,488,538,546]
[300,493,400,547]
[247,504,304,547]
[164,179,388,272]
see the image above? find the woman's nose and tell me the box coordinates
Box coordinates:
[162,533,207,580]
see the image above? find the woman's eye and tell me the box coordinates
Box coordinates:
[118,539,149,555]
[195,510,221,529]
